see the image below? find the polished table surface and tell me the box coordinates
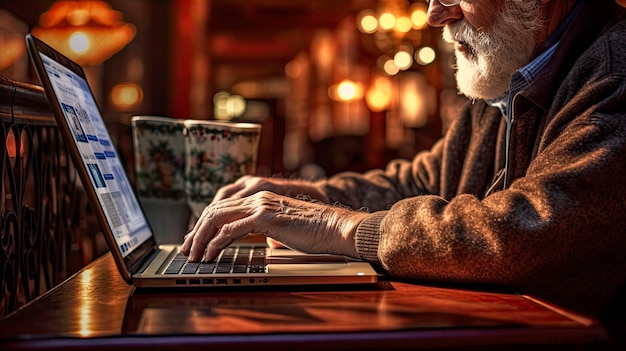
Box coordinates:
[0,252,609,350]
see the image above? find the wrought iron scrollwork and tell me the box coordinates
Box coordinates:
[1,77,89,318]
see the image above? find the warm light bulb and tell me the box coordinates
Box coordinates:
[383,60,399,75]
[378,13,396,31]
[365,75,393,112]
[361,15,378,33]
[410,8,428,29]
[357,10,378,33]
[214,91,230,120]
[214,91,247,120]
[366,89,389,112]
[226,94,247,118]
[395,17,412,33]
[337,81,360,101]
[69,32,90,54]
[394,51,413,70]
[415,47,436,65]
[110,82,143,111]
[116,86,138,104]
[328,81,363,102]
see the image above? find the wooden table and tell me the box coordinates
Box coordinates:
[0,252,609,350]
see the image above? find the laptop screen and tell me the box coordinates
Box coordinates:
[38,51,153,259]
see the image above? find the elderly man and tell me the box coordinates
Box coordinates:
[183,0,626,319]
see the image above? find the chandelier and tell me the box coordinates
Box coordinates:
[32,1,135,66]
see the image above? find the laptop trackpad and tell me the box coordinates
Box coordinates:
[267,255,347,264]
[266,255,350,275]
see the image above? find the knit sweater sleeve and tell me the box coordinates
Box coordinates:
[353,212,388,266]
[314,100,504,268]
[315,139,447,212]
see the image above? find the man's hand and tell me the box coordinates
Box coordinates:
[181,190,368,262]
[210,175,329,204]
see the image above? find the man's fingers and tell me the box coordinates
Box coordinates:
[186,221,220,261]
[181,208,214,255]
[203,218,258,261]
[186,200,255,261]
[181,232,193,254]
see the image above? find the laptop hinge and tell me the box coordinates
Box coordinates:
[130,248,160,275]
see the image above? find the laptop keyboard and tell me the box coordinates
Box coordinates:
[164,246,267,275]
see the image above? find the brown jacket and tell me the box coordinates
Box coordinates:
[318,1,626,316]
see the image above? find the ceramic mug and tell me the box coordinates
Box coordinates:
[183,120,262,218]
[131,116,190,243]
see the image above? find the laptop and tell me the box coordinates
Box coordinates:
[25,34,379,289]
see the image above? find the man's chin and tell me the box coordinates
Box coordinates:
[457,84,507,101]
[455,61,508,100]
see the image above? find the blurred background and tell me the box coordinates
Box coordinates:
[1,0,468,180]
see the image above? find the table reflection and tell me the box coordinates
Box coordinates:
[122,281,589,335]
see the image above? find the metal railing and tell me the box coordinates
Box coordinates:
[1,77,95,318]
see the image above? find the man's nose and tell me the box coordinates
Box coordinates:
[427,1,463,27]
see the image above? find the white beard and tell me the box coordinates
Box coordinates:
[442,1,544,100]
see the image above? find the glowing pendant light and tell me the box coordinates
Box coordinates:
[32,1,135,66]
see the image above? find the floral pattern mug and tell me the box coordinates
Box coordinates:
[131,116,189,243]
[131,116,186,200]
[183,120,262,218]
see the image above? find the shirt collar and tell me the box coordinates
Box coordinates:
[487,0,584,117]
